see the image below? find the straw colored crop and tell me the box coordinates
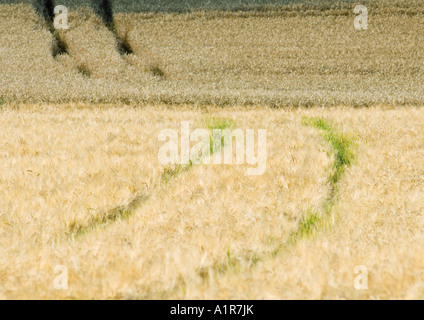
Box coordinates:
[0,105,423,299]
[0,0,423,300]
[0,105,331,298]
[0,1,423,106]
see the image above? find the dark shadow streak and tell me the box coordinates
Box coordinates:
[92,0,134,55]
[33,0,68,57]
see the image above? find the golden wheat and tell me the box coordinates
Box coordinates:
[0,1,423,106]
[0,105,331,299]
[181,106,424,299]
[0,105,423,299]
[0,0,423,300]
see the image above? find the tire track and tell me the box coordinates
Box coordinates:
[67,192,149,239]
[287,117,355,243]
[65,118,233,239]
[198,117,356,276]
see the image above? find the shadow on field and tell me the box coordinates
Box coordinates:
[33,0,134,56]
[33,0,68,56]
[1,0,423,106]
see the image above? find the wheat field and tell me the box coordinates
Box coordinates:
[1,0,423,106]
[0,105,422,299]
[0,0,423,299]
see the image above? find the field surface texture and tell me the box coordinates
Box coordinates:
[0,0,423,106]
[0,0,423,299]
